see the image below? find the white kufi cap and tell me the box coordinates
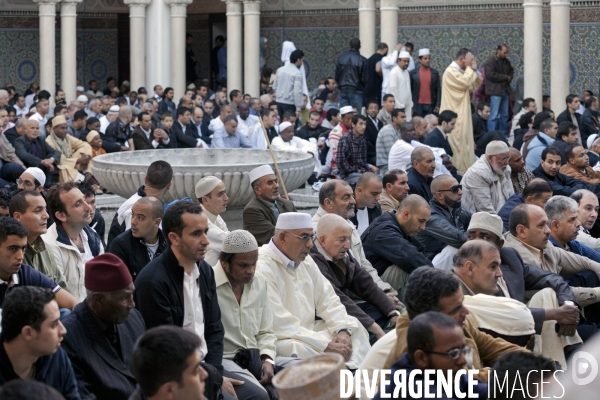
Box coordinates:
[468,212,503,239]
[222,230,258,253]
[279,121,293,132]
[485,140,510,156]
[249,165,275,184]
[24,167,46,187]
[77,95,88,102]
[108,105,120,114]
[418,49,430,57]
[195,176,223,198]
[275,212,313,230]
[76,86,84,92]
[340,106,353,115]
[398,51,411,59]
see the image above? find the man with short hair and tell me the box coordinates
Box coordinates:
[208,104,233,134]
[295,111,327,141]
[560,143,600,185]
[86,98,102,119]
[362,194,433,293]
[335,38,367,111]
[377,94,396,126]
[45,116,93,183]
[29,98,50,139]
[70,110,89,140]
[235,101,258,138]
[169,107,203,149]
[77,182,105,246]
[104,105,132,152]
[247,108,278,149]
[190,106,211,145]
[462,141,514,214]
[42,182,104,300]
[557,94,582,144]
[158,88,176,117]
[388,51,413,121]
[472,102,490,157]
[310,97,327,125]
[130,326,210,400]
[417,175,471,260]
[363,101,383,165]
[134,201,241,398]
[195,176,229,266]
[273,49,305,119]
[580,96,600,146]
[532,146,594,197]
[485,44,514,132]
[376,108,406,171]
[0,287,79,399]
[510,97,538,140]
[228,90,242,117]
[379,169,409,213]
[61,253,145,400]
[499,178,553,232]
[107,160,172,245]
[3,116,27,146]
[336,115,378,183]
[311,214,399,342]
[410,49,442,117]
[211,115,253,149]
[99,105,119,134]
[325,106,353,173]
[109,197,166,280]
[424,109,456,157]
[243,165,297,246]
[571,189,600,252]
[256,212,370,369]
[348,172,382,235]
[132,111,171,150]
[363,43,388,108]
[551,122,580,164]
[9,190,68,291]
[406,146,436,202]
[508,147,535,194]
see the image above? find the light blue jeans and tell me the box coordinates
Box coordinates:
[488,90,510,133]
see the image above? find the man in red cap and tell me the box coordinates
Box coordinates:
[61,253,145,400]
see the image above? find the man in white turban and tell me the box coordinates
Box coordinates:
[387,51,413,122]
[256,212,371,369]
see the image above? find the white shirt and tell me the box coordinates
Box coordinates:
[356,208,370,236]
[182,265,208,359]
[73,229,94,301]
[267,239,297,271]
[208,117,224,133]
[237,115,259,137]
[14,105,27,117]
[381,50,399,99]
[144,241,160,259]
[99,115,110,133]
[141,126,168,148]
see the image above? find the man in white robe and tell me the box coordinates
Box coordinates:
[195,176,229,266]
[256,212,371,369]
[387,51,413,122]
[271,122,321,175]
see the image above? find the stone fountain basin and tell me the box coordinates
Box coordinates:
[91,148,315,208]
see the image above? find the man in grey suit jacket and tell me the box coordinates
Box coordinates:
[61,253,145,400]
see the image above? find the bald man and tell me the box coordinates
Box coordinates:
[311,214,399,342]
[416,174,471,260]
[411,116,427,143]
[361,194,433,294]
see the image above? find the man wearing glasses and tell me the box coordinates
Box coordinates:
[417,174,471,260]
[461,140,514,214]
[257,212,371,370]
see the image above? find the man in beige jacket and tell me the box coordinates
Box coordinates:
[379,169,409,213]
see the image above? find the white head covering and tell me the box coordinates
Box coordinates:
[281,41,297,63]
[275,212,313,230]
[77,95,88,102]
[485,140,510,156]
[468,212,503,239]
[122,80,130,87]
[195,176,223,198]
[249,165,275,184]
[23,167,46,187]
[418,49,430,57]
[588,133,600,149]
[279,121,293,132]
[222,230,258,253]
[340,106,353,115]
[76,86,84,92]
[398,51,411,59]
[108,105,120,114]
[187,83,196,90]
[463,294,535,336]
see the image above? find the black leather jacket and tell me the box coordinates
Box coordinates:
[335,49,367,92]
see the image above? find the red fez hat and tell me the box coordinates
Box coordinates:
[85,253,133,292]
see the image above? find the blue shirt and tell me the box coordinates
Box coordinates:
[549,235,600,263]
[0,263,59,307]
[211,128,253,149]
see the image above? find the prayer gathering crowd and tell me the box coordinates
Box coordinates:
[2,36,600,400]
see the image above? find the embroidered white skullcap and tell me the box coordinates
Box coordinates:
[76,95,88,102]
[418,49,430,57]
[340,106,353,115]
[222,230,258,253]
[279,121,293,132]
[485,140,510,156]
[398,51,411,59]
[195,176,223,198]
[76,86,85,92]
[588,134,600,149]
[108,105,120,114]
[463,294,535,336]
[468,212,503,239]
[275,212,313,230]
[249,165,275,184]
[23,167,46,187]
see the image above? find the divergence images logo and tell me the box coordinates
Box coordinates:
[572,351,599,386]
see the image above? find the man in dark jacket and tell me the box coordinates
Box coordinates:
[158,87,176,117]
[361,194,433,292]
[557,94,583,144]
[410,49,442,117]
[170,107,203,148]
[533,147,597,197]
[364,101,384,165]
[109,197,167,281]
[335,38,367,112]
[295,111,327,141]
[312,213,398,343]
[62,254,145,400]
[424,110,456,157]
[498,178,553,232]
[348,172,382,235]
[485,44,514,133]
[550,121,579,164]
[363,43,388,107]
[3,117,26,146]
[407,147,435,202]
[15,120,60,185]
[131,111,171,150]
[134,201,241,398]
[103,105,132,152]
[416,175,471,260]
[580,96,600,146]
[472,102,489,157]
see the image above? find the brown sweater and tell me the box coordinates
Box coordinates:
[559,163,600,185]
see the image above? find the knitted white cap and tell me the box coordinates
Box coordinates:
[222,230,258,253]
[279,121,293,132]
[108,105,120,114]
[195,176,222,198]
[23,167,46,187]
[275,212,313,230]
[249,165,275,184]
[485,140,510,156]
[468,212,503,239]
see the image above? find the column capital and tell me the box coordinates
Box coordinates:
[165,0,192,5]
[222,0,243,15]
[60,0,82,3]
[123,0,151,5]
[380,0,397,11]
[549,0,571,5]
[33,0,58,4]
[522,0,543,7]
[358,0,376,12]
[34,0,57,16]
[243,0,260,15]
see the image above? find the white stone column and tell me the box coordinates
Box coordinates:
[550,0,571,112]
[60,0,81,103]
[34,0,57,106]
[243,0,261,97]
[358,0,376,56]
[124,0,151,93]
[224,0,243,92]
[380,0,398,51]
[146,0,171,91]
[523,0,543,108]
[166,0,192,99]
